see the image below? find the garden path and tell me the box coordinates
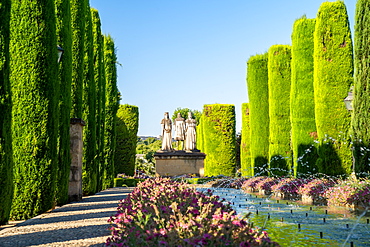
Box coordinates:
[0,187,133,247]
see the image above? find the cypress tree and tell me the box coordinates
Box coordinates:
[70,0,86,118]
[202,104,236,176]
[91,8,105,191]
[115,105,139,176]
[246,53,269,176]
[55,0,73,205]
[10,0,59,220]
[0,0,13,225]
[291,17,318,176]
[82,4,97,195]
[268,45,292,176]
[103,35,119,189]
[196,116,204,152]
[314,1,353,176]
[352,0,370,175]
[241,103,252,177]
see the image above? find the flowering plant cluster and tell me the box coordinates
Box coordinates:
[254,177,281,194]
[241,177,268,192]
[325,178,370,207]
[270,178,310,198]
[298,178,337,200]
[106,178,279,246]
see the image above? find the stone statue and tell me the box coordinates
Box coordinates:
[185,112,197,151]
[161,112,173,151]
[174,113,185,149]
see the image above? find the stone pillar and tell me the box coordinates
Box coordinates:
[68,118,85,202]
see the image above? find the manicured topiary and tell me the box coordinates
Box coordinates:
[241,103,252,177]
[352,0,370,175]
[202,104,236,176]
[115,105,139,176]
[0,0,13,225]
[103,35,119,189]
[55,0,73,205]
[82,5,97,195]
[314,1,353,176]
[196,116,204,152]
[70,0,86,118]
[10,0,59,220]
[246,53,269,176]
[268,45,292,176]
[291,16,318,176]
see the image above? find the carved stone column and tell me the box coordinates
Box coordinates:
[68,118,85,202]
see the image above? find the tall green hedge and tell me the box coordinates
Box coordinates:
[115,105,139,176]
[246,53,269,176]
[82,4,97,195]
[55,0,73,205]
[241,103,252,177]
[202,104,236,176]
[314,1,353,176]
[268,45,292,176]
[352,0,370,175]
[10,0,59,220]
[92,8,106,191]
[196,116,204,152]
[70,0,86,118]
[103,35,119,189]
[291,17,318,176]
[0,0,13,225]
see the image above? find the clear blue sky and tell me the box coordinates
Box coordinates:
[90,0,356,136]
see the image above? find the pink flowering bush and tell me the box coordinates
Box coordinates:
[270,178,311,198]
[241,177,268,192]
[298,179,337,200]
[106,178,279,246]
[255,177,281,195]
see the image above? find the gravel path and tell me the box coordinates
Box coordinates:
[0,187,133,247]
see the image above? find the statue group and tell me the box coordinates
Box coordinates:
[160,112,197,152]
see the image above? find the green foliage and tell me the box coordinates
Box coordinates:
[196,116,204,152]
[136,137,161,176]
[82,5,97,195]
[246,53,269,176]
[314,1,353,175]
[9,0,59,220]
[171,107,202,124]
[352,0,370,174]
[240,103,252,177]
[103,34,119,189]
[70,0,86,118]
[268,45,292,176]
[55,0,73,205]
[0,0,13,225]
[291,17,318,175]
[202,104,236,176]
[115,105,139,176]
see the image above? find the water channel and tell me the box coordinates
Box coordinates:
[198,187,370,247]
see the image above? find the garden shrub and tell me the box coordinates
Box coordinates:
[246,53,269,176]
[268,45,292,176]
[115,104,139,176]
[55,0,73,205]
[241,103,252,176]
[196,116,204,152]
[106,178,279,246]
[202,104,236,176]
[352,0,370,175]
[103,34,120,189]
[290,16,318,176]
[314,1,353,176]
[10,0,59,220]
[0,0,12,225]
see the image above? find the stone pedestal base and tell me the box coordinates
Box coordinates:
[154,150,206,177]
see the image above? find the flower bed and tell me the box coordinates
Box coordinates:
[298,178,337,205]
[270,178,310,200]
[241,176,267,192]
[106,178,279,246]
[254,177,281,195]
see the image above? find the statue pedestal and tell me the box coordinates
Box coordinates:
[154,150,206,177]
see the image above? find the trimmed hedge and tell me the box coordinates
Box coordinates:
[0,0,13,225]
[92,8,106,191]
[70,0,86,118]
[9,0,59,220]
[246,53,269,176]
[268,45,292,176]
[82,5,97,195]
[314,1,353,176]
[115,105,139,176]
[241,103,252,177]
[202,104,236,176]
[196,116,204,152]
[352,0,370,174]
[290,17,318,175]
[103,35,119,189]
[55,0,73,205]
